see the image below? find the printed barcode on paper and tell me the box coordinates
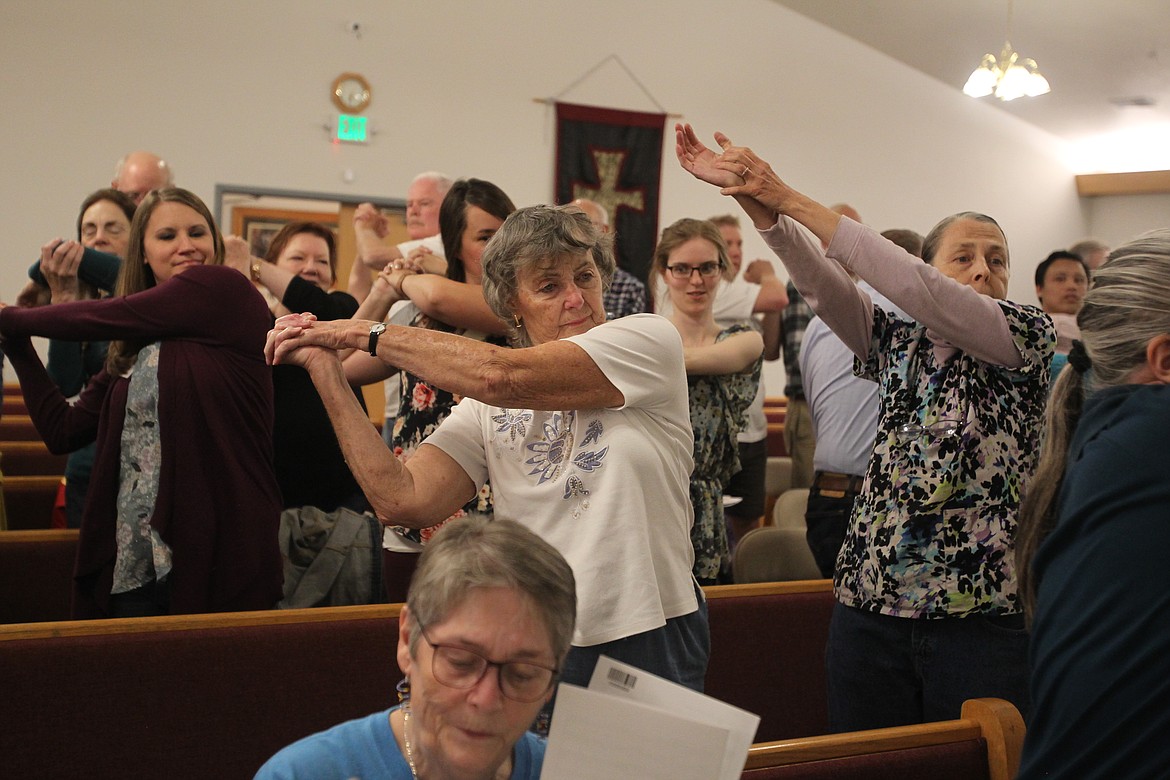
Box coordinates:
[606,667,637,691]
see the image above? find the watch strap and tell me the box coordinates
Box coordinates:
[368,323,386,356]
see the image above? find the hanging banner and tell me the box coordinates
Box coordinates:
[555,102,665,286]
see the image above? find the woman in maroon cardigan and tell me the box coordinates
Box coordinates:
[0,188,282,618]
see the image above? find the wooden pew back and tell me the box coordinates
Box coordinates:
[706,581,834,742]
[1,440,68,477]
[0,606,404,780]
[0,529,77,623]
[0,581,836,777]
[740,698,1024,779]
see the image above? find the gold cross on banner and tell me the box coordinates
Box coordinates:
[573,150,646,220]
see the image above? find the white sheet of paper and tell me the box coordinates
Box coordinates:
[541,683,729,779]
[396,234,445,257]
[586,656,760,780]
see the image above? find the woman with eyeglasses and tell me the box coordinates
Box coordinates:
[651,218,763,584]
[676,125,1054,730]
[268,205,708,702]
[256,516,576,780]
[37,188,137,529]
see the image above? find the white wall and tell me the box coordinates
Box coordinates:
[1085,193,1170,248]
[1,0,1093,391]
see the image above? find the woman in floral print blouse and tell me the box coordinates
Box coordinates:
[651,218,763,585]
[677,124,1054,730]
[342,179,514,600]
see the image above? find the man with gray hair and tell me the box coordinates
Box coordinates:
[348,171,453,302]
[1069,238,1109,271]
[111,151,174,205]
[347,171,454,446]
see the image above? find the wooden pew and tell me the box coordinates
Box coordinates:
[0,605,406,780]
[0,414,43,442]
[705,581,834,742]
[3,474,62,530]
[0,529,78,623]
[0,581,835,776]
[741,698,1025,780]
[1,440,68,476]
[3,395,27,416]
[765,396,789,457]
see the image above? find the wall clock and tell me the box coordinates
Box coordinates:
[331,72,371,113]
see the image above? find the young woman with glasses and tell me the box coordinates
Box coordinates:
[676,124,1054,730]
[651,218,763,584]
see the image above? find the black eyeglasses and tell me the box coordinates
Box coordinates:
[666,261,722,279]
[418,623,558,703]
[895,418,964,445]
[895,336,971,447]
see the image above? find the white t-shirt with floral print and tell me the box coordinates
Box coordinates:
[425,314,698,646]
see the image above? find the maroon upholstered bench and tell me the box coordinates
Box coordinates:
[0,605,404,779]
[0,529,78,623]
[705,581,834,742]
[740,698,1025,779]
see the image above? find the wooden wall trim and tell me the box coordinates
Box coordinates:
[1076,170,1170,197]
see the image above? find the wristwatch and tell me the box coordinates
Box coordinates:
[368,322,386,356]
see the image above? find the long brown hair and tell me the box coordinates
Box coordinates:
[1016,229,1170,619]
[106,188,225,375]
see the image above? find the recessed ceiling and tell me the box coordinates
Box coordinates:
[770,0,1170,169]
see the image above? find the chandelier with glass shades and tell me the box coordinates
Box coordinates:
[962,0,1050,101]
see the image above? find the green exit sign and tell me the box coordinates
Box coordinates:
[336,114,368,143]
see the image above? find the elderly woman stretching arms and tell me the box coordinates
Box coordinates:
[676,125,1053,729]
[268,205,707,692]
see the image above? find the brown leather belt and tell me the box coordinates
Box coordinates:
[811,471,864,498]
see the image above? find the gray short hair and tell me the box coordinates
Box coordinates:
[921,211,1006,265]
[481,205,616,347]
[412,170,454,197]
[405,517,577,665]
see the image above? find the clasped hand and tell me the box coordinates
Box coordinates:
[266,312,329,368]
[40,238,84,302]
[267,314,377,371]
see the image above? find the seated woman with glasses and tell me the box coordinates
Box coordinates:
[651,218,763,585]
[675,125,1054,730]
[256,516,576,780]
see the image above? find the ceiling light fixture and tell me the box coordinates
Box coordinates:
[962,0,1050,101]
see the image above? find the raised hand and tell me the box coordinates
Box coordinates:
[743,259,777,284]
[675,123,745,189]
[223,235,254,276]
[394,245,446,276]
[353,202,390,238]
[40,239,83,303]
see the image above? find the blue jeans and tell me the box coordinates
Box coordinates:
[804,487,858,578]
[826,602,1030,731]
[535,596,710,736]
[560,598,711,692]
